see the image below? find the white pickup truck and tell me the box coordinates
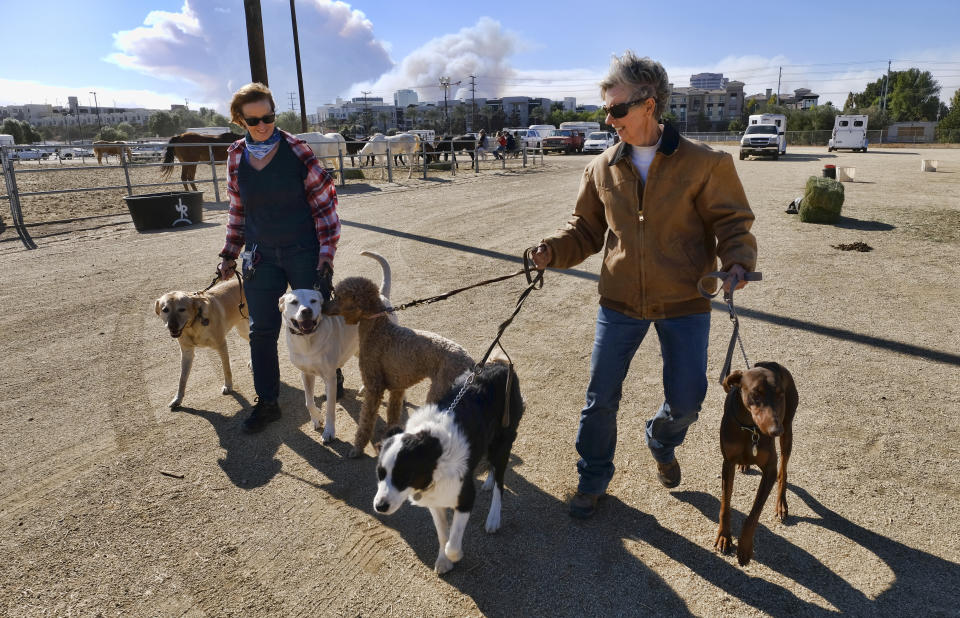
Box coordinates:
[740,124,781,160]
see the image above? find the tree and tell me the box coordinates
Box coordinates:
[727,117,744,132]
[116,122,138,139]
[275,111,301,133]
[845,77,886,110]
[97,126,127,141]
[528,105,545,125]
[936,89,960,143]
[148,112,179,137]
[2,118,25,143]
[889,68,941,121]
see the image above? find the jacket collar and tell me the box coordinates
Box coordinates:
[609,121,680,166]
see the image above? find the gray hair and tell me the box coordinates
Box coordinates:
[599,51,670,119]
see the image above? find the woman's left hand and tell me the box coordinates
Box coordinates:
[723,264,748,292]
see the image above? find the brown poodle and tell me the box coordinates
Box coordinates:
[327,276,475,457]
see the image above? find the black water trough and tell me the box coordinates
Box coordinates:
[123,191,203,232]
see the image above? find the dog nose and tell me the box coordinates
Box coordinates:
[374,500,389,513]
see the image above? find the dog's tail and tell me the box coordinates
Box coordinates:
[360,250,392,298]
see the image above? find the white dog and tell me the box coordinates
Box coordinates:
[279,251,393,442]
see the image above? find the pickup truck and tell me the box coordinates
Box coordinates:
[739,124,781,160]
[541,129,585,154]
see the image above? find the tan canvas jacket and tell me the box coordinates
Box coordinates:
[543,123,757,320]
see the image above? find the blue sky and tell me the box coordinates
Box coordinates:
[3,0,959,113]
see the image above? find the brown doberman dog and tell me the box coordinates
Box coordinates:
[714,361,798,565]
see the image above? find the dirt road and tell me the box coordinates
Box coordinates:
[1,147,959,616]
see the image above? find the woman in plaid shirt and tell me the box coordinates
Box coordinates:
[217,82,340,434]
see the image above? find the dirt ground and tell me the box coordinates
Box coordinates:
[1,146,959,617]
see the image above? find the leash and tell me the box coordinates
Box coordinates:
[698,270,762,384]
[196,268,248,322]
[442,247,545,426]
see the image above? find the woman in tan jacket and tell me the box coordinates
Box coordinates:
[530,52,757,519]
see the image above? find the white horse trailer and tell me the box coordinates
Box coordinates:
[828,115,869,152]
[748,114,787,154]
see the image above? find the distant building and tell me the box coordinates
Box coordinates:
[886,121,938,143]
[1,100,163,127]
[667,81,745,130]
[394,89,418,108]
[690,72,729,89]
[746,87,819,111]
[563,97,577,111]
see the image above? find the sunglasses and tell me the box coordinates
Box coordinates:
[243,113,276,126]
[602,98,649,119]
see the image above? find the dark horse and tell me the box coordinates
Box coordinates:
[428,135,476,167]
[161,132,242,192]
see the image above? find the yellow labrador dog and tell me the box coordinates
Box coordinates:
[155,277,249,408]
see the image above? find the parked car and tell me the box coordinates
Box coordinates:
[16,149,43,160]
[130,143,166,162]
[582,131,615,153]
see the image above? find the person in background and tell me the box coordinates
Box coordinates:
[529,52,757,519]
[217,82,341,434]
[477,129,489,160]
[495,131,507,160]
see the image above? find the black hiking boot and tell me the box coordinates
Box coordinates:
[242,398,281,434]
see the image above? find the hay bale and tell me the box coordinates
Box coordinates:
[340,168,365,180]
[799,175,844,223]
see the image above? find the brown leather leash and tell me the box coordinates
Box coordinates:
[698,270,762,384]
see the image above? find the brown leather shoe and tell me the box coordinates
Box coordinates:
[656,458,681,488]
[569,492,602,519]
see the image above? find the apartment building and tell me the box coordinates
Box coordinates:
[667,81,745,130]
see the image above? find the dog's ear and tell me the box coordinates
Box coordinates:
[191,296,210,326]
[277,295,286,313]
[154,298,161,316]
[722,370,743,393]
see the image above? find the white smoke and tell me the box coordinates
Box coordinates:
[349,17,522,104]
[107,0,393,111]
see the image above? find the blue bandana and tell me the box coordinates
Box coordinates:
[244,128,282,160]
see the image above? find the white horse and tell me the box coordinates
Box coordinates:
[358,133,421,179]
[295,132,346,171]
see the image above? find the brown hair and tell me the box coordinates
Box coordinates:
[229,82,275,125]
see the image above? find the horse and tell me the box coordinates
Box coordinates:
[359,133,421,180]
[429,135,477,167]
[161,132,241,192]
[295,132,346,171]
[345,136,375,167]
[92,141,133,165]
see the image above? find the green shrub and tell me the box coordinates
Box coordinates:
[799,175,844,223]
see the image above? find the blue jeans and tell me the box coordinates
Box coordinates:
[242,243,318,402]
[576,306,710,495]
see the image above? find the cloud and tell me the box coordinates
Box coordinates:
[107,0,393,111]
[0,77,209,110]
[349,17,523,104]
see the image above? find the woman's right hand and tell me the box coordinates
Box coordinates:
[218,258,237,279]
[531,243,552,270]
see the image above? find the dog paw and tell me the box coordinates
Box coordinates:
[221,385,232,395]
[775,499,788,522]
[168,396,183,409]
[737,539,754,566]
[714,532,732,554]
[321,428,336,444]
[444,543,463,563]
[434,555,454,575]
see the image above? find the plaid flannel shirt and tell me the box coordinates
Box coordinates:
[219,130,339,268]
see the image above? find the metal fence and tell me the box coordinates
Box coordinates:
[0,138,547,250]
[680,128,944,146]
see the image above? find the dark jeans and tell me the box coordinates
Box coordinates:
[242,244,318,402]
[576,307,710,495]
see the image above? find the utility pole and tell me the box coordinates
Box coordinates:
[289,0,308,132]
[439,77,460,135]
[881,60,892,112]
[469,74,477,132]
[776,67,782,106]
[243,0,269,85]
[89,91,102,133]
[288,92,298,112]
[361,90,371,133]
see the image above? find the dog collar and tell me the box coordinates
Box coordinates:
[739,421,760,456]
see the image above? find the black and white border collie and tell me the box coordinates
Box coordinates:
[373,354,524,574]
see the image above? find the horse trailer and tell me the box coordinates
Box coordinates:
[828,115,869,152]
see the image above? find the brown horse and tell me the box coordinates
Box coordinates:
[161,132,242,192]
[92,141,133,165]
